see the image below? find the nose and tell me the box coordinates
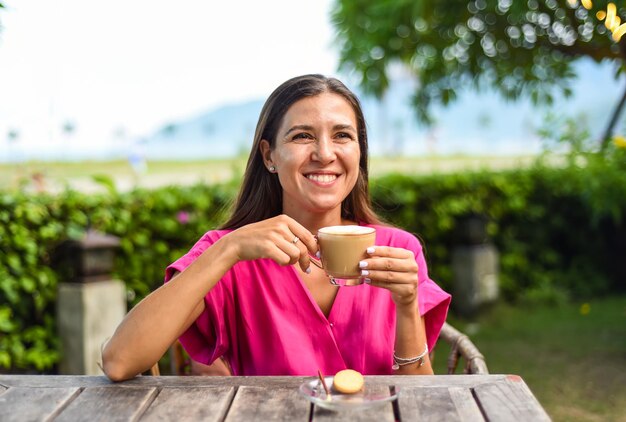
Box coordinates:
[311,136,337,164]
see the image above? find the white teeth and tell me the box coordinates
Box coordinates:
[306,174,337,183]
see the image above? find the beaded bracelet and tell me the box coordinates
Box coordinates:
[392,343,429,370]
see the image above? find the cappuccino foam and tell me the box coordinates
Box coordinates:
[318,225,375,235]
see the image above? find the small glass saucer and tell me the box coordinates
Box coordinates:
[298,376,399,411]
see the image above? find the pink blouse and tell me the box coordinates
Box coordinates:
[165,224,451,376]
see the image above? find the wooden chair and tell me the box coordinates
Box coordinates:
[434,322,489,374]
[149,341,187,376]
[150,341,231,376]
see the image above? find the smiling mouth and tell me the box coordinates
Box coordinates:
[306,174,338,184]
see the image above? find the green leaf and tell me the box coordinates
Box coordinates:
[21,277,36,293]
[6,254,22,273]
[0,351,11,368]
[91,174,118,196]
[0,307,15,333]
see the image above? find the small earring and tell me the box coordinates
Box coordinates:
[268,165,276,172]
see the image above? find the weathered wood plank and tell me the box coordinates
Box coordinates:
[140,387,235,422]
[226,386,310,421]
[448,387,485,421]
[312,384,394,422]
[0,375,117,388]
[397,386,482,422]
[54,386,158,422]
[472,375,551,421]
[0,375,506,389]
[0,387,80,422]
[0,385,6,395]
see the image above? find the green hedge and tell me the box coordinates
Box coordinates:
[372,157,626,303]
[1,153,624,373]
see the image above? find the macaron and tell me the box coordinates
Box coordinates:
[333,369,364,394]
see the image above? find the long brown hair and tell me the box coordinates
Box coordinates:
[220,74,382,230]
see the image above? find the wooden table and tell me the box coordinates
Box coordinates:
[0,374,550,421]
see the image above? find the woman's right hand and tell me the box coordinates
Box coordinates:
[224,214,318,273]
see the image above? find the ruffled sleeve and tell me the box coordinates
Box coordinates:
[164,231,233,366]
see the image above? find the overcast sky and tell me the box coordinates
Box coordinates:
[2,1,622,160]
[0,0,338,152]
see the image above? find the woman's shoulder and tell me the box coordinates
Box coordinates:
[198,229,233,243]
[183,229,234,258]
[364,223,423,251]
[363,223,414,240]
[165,229,236,282]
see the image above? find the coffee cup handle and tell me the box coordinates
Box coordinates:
[309,235,324,270]
[309,254,324,270]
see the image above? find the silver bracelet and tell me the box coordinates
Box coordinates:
[392,343,429,370]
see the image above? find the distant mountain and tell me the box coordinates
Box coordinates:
[141,59,620,160]
[142,99,264,160]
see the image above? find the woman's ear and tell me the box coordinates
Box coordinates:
[259,140,274,170]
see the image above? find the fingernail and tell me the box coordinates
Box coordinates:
[305,267,311,274]
[367,247,375,254]
[316,251,321,258]
[364,278,371,284]
[359,261,368,268]
[361,270,369,276]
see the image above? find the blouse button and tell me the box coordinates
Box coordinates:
[329,323,334,327]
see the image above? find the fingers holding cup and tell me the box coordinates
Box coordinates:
[360,246,419,303]
[361,246,418,275]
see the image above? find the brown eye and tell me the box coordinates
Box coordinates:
[293,133,314,141]
[334,132,354,142]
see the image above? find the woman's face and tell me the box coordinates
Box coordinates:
[260,92,361,220]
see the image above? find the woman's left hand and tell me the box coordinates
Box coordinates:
[360,246,418,307]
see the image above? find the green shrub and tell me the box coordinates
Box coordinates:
[0,153,624,373]
[372,154,625,302]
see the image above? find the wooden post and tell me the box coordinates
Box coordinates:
[451,214,499,317]
[56,230,126,375]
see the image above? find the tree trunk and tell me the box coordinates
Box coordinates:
[600,79,626,151]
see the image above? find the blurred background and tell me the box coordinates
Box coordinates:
[1,1,624,421]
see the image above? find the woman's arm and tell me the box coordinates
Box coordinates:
[393,305,433,375]
[101,235,238,381]
[360,246,434,375]
[102,215,317,381]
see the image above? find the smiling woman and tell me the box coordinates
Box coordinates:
[101,75,451,381]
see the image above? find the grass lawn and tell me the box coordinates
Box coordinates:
[0,154,546,192]
[0,159,246,192]
[432,296,626,422]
